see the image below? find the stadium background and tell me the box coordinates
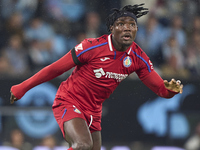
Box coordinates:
[0,0,200,150]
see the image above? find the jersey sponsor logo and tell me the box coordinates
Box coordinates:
[75,43,83,52]
[123,56,132,68]
[100,57,110,61]
[93,68,128,82]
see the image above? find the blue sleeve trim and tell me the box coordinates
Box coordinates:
[132,50,151,72]
[77,42,108,57]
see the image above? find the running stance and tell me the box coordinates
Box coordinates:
[10,4,183,150]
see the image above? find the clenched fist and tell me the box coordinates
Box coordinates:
[10,91,18,104]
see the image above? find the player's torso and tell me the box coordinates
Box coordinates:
[79,47,135,84]
[75,35,138,87]
[57,34,151,113]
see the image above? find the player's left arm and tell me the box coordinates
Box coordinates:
[141,71,183,98]
[134,46,183,98]
[164,78,183,94]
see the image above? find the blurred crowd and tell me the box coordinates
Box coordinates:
[0,0,200,80]
[1,128,70,150]
[3,124,200,150]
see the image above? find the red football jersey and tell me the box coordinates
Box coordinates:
[54,34,154,115]
[11,34,177,116]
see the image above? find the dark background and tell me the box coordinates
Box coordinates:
[0,78,199,149]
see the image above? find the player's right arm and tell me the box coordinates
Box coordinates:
[10,50,76,104]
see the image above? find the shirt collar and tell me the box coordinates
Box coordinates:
[108,34,113,51]
[108,34,132,55]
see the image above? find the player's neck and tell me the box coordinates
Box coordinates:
[111,36,130,52]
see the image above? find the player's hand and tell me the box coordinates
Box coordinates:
[164,79,183,94]
[10,91,18,104]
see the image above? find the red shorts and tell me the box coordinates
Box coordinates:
[52,97,101,138]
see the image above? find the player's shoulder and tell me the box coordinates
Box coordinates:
[131,41,146,55]
[130,42,151,65]
[81,35,108,47]
[74,35,108,54]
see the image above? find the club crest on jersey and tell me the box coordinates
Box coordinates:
[75,43,83,52]
[123,56,132,67]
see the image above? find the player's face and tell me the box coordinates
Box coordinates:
[111,16,138,50]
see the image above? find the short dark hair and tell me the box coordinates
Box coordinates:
[106,4,149,32]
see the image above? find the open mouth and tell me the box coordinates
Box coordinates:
[122,34,131,40]
[123,36,131,40]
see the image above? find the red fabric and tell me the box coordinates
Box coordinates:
[141,70,178,98]
[53,97,101,138]
[11,34,178,117]
[68,148,73,150]
[53,35,155,115]
[11,35,156,115]
[11,51,75,99]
